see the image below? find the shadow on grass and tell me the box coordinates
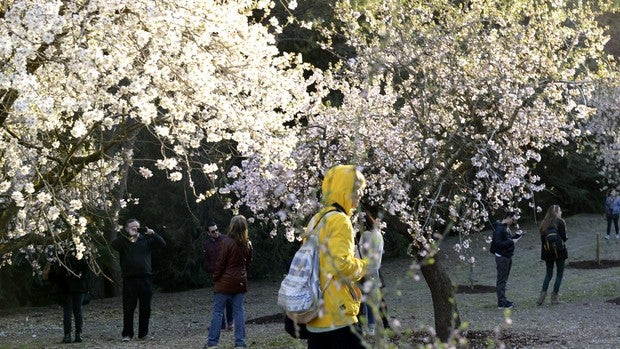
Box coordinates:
[456,284,495,294]
[400,329,555,349]
[567,259,620,269]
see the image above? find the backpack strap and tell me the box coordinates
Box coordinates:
[307,208,342,300]
[304,207,340,238]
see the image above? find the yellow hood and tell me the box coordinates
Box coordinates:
[321,165,366,216]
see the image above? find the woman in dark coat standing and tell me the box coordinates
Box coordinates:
[46,252,89,343]
[205,215,253,349]
[536,205,568,306]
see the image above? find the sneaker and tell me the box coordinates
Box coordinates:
[204,346,218,349]
[498,301,514,309]
[122,336,131,342]
[367,325,376,336]
[616,234,619,239]
[605,234,610,240]
[137,335,149,341]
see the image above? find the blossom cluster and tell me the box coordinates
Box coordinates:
[0,0,312,266]
[228,0,618,260]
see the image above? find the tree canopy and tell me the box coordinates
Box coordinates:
[0,0,313,269]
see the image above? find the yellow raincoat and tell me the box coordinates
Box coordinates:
[307,165,368,329]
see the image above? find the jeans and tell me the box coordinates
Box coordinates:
[221,299,233,329]
[207,293,245,347]
[542,259,565,293]
[495,255,512,305]
[607,213,619,236]
[122,277,153,338]
[62,293,83,335]
[307,325,365,349]
[361,302,375,327]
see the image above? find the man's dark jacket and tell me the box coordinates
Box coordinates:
[112,233,166,278]
[490,221,515,258]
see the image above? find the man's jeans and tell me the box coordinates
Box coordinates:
[207,293,245,347]
[495,255,512,305]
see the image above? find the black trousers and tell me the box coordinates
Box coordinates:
[495,255,512,305]
[63,293,83,335]
[307,325,365,349]
[122,277,153,338]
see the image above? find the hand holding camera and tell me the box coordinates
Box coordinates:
[138,226,154,235]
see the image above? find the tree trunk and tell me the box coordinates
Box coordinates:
[418,256,461,342]
[382,213,461,342]
[91,134,138,298]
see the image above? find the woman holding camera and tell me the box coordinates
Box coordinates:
[112,218,166,341]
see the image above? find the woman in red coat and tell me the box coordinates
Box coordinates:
[205,215,253,349]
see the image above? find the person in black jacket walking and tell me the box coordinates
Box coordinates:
[112,218,166,341]
[490,211,520,309]
[536,205,568,305]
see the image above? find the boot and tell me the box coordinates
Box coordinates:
[551,292,559,304]
[62,333,72,343]
[536,291,547,306]
[74,331,82,343]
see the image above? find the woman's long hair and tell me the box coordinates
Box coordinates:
[227,215,249,246]
[539,205,562,235]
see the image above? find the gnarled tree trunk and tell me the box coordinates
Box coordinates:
[384,214,461,342]
[418,256,461,342]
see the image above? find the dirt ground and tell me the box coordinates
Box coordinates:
[0,214,618,349]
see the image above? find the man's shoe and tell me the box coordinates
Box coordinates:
[137,335,149,341]
[605,234,610,240]
[122,336,131,342]
[498,301,514,309]
[62,333,72,343]
[74,332,82,343]
[226,322,234,331]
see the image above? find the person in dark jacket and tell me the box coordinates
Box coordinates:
[205,215,253,349]
[490,211,520,309]
[203,220,233,330]
[604,189,620,240]
[536,205,568,305]
[111,218,166,341]
[46,252,89,343]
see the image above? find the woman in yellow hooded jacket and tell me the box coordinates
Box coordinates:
[305,165,368,349]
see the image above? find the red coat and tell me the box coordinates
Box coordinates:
[213,236,252,294]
